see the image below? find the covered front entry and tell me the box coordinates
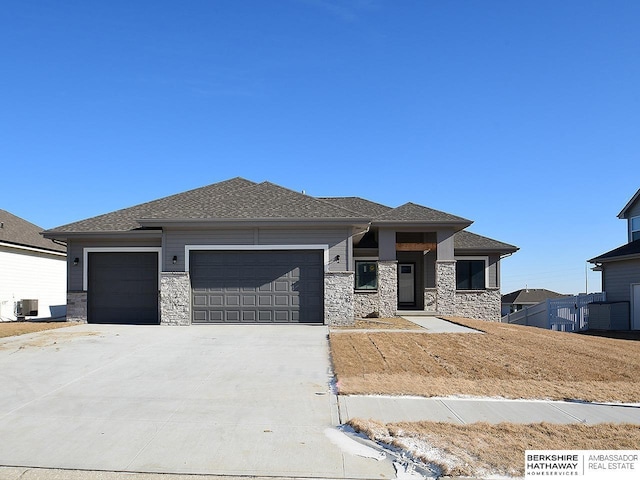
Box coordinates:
[190,250,324,324]
[87,252,159,324]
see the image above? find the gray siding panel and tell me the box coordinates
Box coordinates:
[488,255,499,288]
[67,238,161,291]
[164,229,255,271]
[603,259,640,302]
[165,227,350,272]
[258,228,349,272]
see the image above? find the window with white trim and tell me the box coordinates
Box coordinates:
[355,260,378,290]
[632,216,640,242]
[456,257,487,290]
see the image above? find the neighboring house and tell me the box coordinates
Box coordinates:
[501,288,568,317]
[588,188,640,330]
[42,178,518,326]
[0,210,67,320]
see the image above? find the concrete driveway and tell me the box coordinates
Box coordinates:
[0,324,395,478]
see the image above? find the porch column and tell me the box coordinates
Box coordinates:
[377,261,398,318]
[436,230,456,315]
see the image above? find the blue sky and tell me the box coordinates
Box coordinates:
[2,1,639,294]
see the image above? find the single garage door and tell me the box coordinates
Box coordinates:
[88,252,159,325]
[190,250,323,324]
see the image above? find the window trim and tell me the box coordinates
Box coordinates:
[631,216,640,242]
[354,257,379,292]
[454,256,489,291]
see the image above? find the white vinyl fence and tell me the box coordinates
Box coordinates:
[501,293,606,332]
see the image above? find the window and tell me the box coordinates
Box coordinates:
[355,260,378,290]
[632,216,640,242]
[456,259,486,290]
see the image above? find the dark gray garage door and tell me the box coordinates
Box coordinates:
[88,252,159,325]
[190,250,323,324]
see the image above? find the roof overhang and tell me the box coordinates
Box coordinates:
[0,240,67,257]
[588,252,640,264]
[42,229,163,241]
[136,217,372,229]
[371,220,472,231]
[618,188,640,219]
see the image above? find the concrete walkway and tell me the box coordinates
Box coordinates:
[339,395,640,425]
[401,316,481,333]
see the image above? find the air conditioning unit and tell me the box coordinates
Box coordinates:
[16,299,38,319]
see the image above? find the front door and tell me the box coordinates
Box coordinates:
[632,284,640,330]
[398,263,415,305]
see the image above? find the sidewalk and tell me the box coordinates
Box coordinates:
[338,395,640,425]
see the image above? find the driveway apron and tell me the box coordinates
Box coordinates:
[0,324,394,478]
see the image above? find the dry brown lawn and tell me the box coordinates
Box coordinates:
[0,321,72,339]
[349,418,640,478]
[333,317,420,330]
[330,316,640,402]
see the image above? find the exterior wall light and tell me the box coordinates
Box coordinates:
[73,257,79,266]
[172,255,178,264]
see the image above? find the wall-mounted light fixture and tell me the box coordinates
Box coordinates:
[334,254,340,262]
[73,257,79,266]
[172,255,178,265]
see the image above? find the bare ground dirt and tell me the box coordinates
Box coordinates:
[329,316,640,402]
[0,321,72,339]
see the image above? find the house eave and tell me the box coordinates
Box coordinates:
[617,188,640,219]
[371,220,472,230]
[0,240,67,257]
[42,229,163,241]
[455,246,519,255]
[136,218,371,228]
[588,252,640,264]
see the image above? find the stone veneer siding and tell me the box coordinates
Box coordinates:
[436,261,456,315]
[354,291,379,318]
[455,288,501,321]
[424,288,437,311]
[160,272,191,326]
[377,261,397,317]
[324,271,355,326]
[67,291,88,323]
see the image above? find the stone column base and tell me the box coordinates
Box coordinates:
[67,291,88,323]
[324,271,355,326]
[436,260,456,315]
[160,272,191,326]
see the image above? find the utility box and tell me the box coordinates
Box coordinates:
[589,302,630,330]
[16,299,39,319]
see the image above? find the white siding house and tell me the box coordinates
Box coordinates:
[0,210,66,321]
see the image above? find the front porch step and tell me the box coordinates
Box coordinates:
[396,310,439,317]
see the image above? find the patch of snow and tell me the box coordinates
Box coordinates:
[393,460,433,479]
[324,427,386,461]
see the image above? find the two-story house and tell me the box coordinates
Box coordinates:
[588,188,640,330]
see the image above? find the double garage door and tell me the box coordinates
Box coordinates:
[190,250,324,324]
[87,250,324,324]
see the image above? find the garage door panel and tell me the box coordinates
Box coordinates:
[88,252,158,325]
[190,250,323,324]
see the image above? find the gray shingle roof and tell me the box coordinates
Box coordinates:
[0,210,66,253]
[318,197,392,217]
[454,230,519,253]
[45,177,257,233]
[44,178,368,235]
[501,289,568,305]
[374,202,472,224]
[589,239,640,263]
[139,182,369,221]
